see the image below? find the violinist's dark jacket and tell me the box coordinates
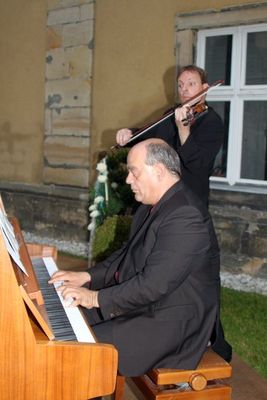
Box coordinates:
[128,105,224,207]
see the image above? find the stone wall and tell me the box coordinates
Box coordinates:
[0,183,89,243]
[210,190,267,259]
[1,183,266,265]
[44,0,94,187]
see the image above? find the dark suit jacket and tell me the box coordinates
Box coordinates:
[89,181,230,376]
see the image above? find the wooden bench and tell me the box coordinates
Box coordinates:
[114,348,232,400]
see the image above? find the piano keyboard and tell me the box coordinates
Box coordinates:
[32,257,95,343]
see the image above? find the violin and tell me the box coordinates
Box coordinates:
[181,102,208,126]
[112,80,223,149]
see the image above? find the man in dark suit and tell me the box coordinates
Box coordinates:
[49,138,231,377]
[116,65,224,207]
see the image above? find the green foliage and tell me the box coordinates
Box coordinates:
[106,149,136,213]
[92,215,132,262]
[88,149,136,230]
[221,287,267,379]
[89,149,136,261]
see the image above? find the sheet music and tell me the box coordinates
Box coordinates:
[0,198,28,275]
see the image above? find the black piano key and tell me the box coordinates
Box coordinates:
[32,258,77,341]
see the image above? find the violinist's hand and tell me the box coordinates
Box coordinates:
[116,128,133,146]
[174,105,191,145]
[174,105,191,126]
[58,285,99,309]
[48,270,91,287]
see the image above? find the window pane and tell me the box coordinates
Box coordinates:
[241,101,267,180]
[205,35,232,85]
[246,31,267,85]
[209,101,230,178]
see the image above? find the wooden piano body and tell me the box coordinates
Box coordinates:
[0,217,118,400]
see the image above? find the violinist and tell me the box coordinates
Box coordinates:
[116,65,224,207]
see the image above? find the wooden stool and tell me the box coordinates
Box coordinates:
[114,348,232,400]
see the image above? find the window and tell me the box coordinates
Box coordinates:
[197,24,267,187]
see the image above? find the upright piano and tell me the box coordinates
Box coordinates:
[0,209,118,400]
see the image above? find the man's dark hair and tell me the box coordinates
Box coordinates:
[177,65,208,84]
[145,142,181,177]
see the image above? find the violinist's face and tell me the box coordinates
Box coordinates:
[177,70,208,104]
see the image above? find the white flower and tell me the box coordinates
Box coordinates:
[87,222,96,231]
[90,210,100,218]
[97,175,107,183]
[89,204,97,211]
[96,162,107,173]
[111,182,118,189]
[94,195,105,204]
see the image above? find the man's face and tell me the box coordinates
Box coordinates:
[126,147,159,205]
[177,70,208,104]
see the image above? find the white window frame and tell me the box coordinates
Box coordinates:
[196,24,267,189]
[175,2,267,194]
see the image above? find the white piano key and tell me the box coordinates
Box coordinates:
[43,257,96,343]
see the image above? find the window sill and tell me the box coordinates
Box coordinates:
[210,180,267,195]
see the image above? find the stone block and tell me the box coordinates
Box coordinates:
[48,0,92,11]
[45,109,52,135]
[46,78,91,108]
[48,6,80,26]
[241,225,267,258]
[47,0,61,11]
[65,46,92,78]
[46,26,63,50]
[241,257,266,275]
[43,165,89,187]
[80,3,94,21]
[175,29,194,67]
[46,46,92,80]
[63,20,94,47]
[212,213,245,253]
[46,48,69,80]
[51,107,90,136]
[44,135,89,167]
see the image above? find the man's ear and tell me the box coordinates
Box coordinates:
[154,163,166,180]
[203,83,209,90]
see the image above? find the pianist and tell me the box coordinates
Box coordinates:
[49,138,231,377]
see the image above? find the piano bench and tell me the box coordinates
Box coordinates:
[114,348,232,400]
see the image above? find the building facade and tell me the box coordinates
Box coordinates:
[0,1,266,268]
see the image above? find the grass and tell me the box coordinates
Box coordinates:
[221,287,267,379]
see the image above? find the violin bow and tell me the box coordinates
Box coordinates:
[113,79,224,148]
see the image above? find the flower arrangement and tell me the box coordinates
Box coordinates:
[88,157,109,233]
[88,149,135,262]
